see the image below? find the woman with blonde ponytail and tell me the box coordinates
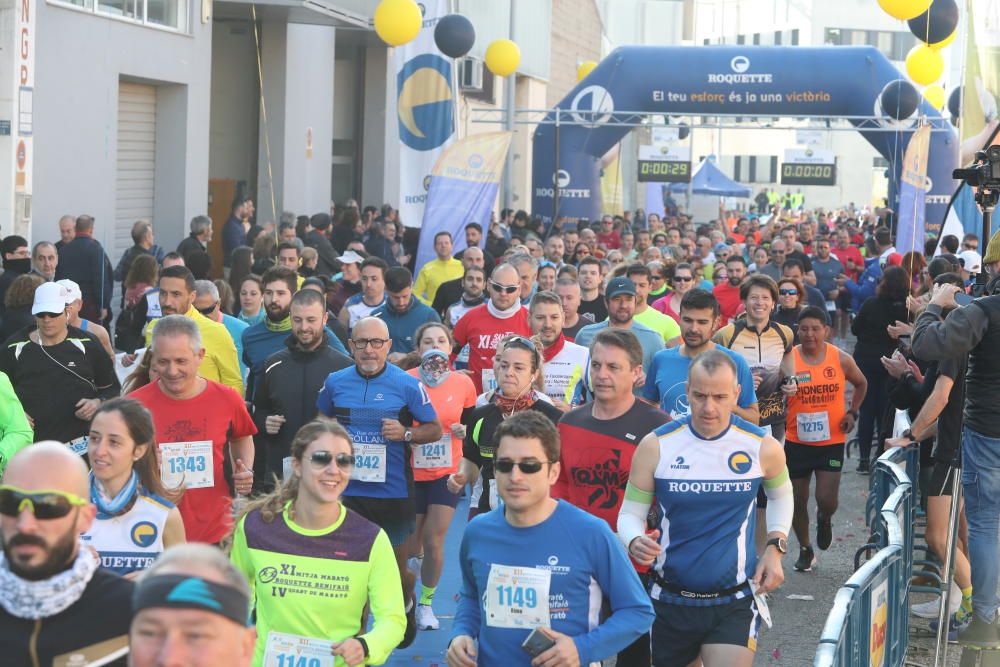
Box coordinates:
[229,419,405,666]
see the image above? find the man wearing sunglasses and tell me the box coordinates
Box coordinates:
[193,280,249,378]
[317,316,443,647]
[0,442,134,666]
[451,264,531,394]
[0,282,119,448]
[448,411,653,667]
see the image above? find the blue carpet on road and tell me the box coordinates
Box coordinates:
[385,495,470,666]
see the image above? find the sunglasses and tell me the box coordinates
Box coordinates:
[307,451,355,471]
[673,276,693,283]
[506,335,537,352]
[196,302,219,317]
[350,338,388,349]
[779,289,799,296]
[494,458,553,474]
[490,282,519,294]
[0,485,87,520]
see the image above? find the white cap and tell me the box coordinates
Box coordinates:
[56,279,82,304]
[338,250,365,265]
[32,282,69,315]
[959,249,982,274]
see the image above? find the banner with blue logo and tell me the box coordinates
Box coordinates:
[394,0,454,228]
[415,131,512,273]
[895,124,930,257]
[531,46,956,226]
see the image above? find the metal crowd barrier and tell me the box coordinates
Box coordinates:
[815,412,923,667]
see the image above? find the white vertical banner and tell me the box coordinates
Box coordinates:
[14,0,34,239]
[393,0,453,229]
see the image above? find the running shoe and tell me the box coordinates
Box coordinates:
[856,459,870,475]
[793,546,816,572]
[416,603,440,631]
[400,597,418,648]
[931,612,972,643]
[911,582,962,619]
[816,514,833,551]
[957,615,1000,648]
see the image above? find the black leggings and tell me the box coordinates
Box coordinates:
[855,355,889,463]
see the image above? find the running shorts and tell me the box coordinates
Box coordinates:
[785,441,845,479]
[415,476,459,513]
[342,495,415,547]
[651,595,762,666]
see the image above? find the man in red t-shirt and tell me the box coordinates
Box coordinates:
[554,328,669,664]
[452,264,531,394]
[832,228,864,281]
[595,216,621,250]
[132,315,257,544]
[712,255,747,324]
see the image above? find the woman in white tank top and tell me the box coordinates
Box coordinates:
[82,398,186,578]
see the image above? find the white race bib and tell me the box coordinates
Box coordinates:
[825,300,837,312]
[263,632,334,667]
[66,436,88,457]
[796,411,831,443]
[485,564,551,629]
[482,368,497,393]
[282,456,293,480]
[159,441,214,489]
[413,434,452,469]
[351,443,387,483]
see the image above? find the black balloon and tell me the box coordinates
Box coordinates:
[947,86,962,118]
[908,0,959,45]
[879,79,920,120]
[434,14,475,59]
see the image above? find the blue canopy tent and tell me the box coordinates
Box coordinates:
[668,157,752,197]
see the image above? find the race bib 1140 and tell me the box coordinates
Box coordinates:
[263,632,334,667]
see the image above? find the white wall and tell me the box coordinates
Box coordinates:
[33,1,212,254]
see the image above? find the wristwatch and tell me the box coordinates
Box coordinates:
[902,428,917,443]
[404,429,413,442]
[847,409,859,420]
[766,537,788,554]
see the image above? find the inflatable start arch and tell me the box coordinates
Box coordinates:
[531,45,957,226]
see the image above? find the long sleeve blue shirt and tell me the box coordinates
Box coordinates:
[452,500,654,665]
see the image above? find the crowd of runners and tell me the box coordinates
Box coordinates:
[0,200,991,666]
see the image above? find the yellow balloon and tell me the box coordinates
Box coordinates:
[577,60,598,82]
[877,0,932,20]
[905,44,944,86]
[929,28,957,50]
[374,0,422,47]
[485,39,521,77]
[923,85,946,110]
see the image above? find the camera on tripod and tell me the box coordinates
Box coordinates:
[952,146,1000,298]
[954,145,1000,209]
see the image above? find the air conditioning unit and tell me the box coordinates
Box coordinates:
[458,57,484,92]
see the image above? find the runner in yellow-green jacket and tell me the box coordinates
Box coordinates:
[229,419,405,666]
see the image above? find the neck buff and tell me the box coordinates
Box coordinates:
[492,384,538,416]
[0,540,99,619]
[487,299,521,320]
[132,574,250,627]
[418,349,451,388]
[265,314,291,332]
[91,471,139,519]
[542,334,566,362]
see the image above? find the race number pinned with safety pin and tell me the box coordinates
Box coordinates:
[413,433,452,469]
[351,443,387,483]
[159,441,214,489]
[66,436,88,457]
[485,564,551,629]
[263,631,334,667]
